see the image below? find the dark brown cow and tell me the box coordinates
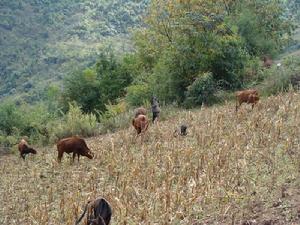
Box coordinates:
[75,197,112,225]
[57,136,94,163]
[134,107,147,118]
[18,139,37,160]
[236,89,259,112]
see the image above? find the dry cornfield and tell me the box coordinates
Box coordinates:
[0,92,300,225]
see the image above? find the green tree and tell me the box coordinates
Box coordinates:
[127,0,293,106]
[62,49,133,113]
[0,101,24,135]
[229,0,294,56]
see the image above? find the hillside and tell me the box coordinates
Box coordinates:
[0,0,149,102]
[0,92,299,224]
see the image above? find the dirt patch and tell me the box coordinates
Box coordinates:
[240,184,300,225]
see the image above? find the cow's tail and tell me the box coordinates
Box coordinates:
[75,202,89,225]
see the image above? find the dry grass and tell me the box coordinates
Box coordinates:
[0,92,300,225]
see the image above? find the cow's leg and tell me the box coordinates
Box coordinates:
[77,153,80,162]
[57,151,63,163]
[72,152,76,163]
[235,97,242,112]
[136,128,141,140]
[21,153,25,160]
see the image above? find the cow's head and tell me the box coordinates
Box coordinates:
[249,94,259,103]
[28,148,37,154]
[85,148,94,159]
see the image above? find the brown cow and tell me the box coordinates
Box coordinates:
[132,115,149,136]
[236,89,259,112]
[132,114,149,143]
[75,197,112,225]
[18,139,37,160]
[134,107,147,118]
[57,136,94,163]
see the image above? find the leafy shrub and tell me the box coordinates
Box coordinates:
[0,101,55,146]
[125,83,151,106]
[258,56,300,96]
[62,49,133,113]
[184,72,217,108]
[210,36,248,89]
[98,101,128,120]
[98,110,134,134]
[47,103,98,142]
[97,101,129,132]
[242,57,264,85]
[0,101,24,136]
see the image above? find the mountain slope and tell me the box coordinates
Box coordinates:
[0,0,149,101]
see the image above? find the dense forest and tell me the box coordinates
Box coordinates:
[0,0,300,147]
[0,0,149,101]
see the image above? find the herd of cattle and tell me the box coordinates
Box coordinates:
[16,89,259,224]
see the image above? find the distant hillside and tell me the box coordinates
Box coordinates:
[0,0,149,102]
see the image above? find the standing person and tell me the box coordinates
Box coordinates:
[151,96,160,123]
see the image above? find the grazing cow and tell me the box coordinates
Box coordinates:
[132,115,149,136]
[75,197,112,225]
[18,139,37,160]
[173,125,188,137]
[134,107,147,118]
[263,56,273,68]
[151,96,160,123]
[132,115,149,143]
[57,136,94,163]
[236,89,259,112]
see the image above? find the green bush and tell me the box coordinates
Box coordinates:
[242,57,264,85]
[47,103,98,142]
[125,83,151,106]
[0,101,24,136]
[0,101,55,146]
[184,72,217,108]
[97,101,130,133]
[62,49,133,113]
[258,56,300,96]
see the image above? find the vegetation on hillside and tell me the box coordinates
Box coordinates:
[0,0,300,148]
[0,0,149,101]
[1,1,300,224]
[0,92,299,224]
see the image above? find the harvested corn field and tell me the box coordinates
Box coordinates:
[0,92,300,225]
